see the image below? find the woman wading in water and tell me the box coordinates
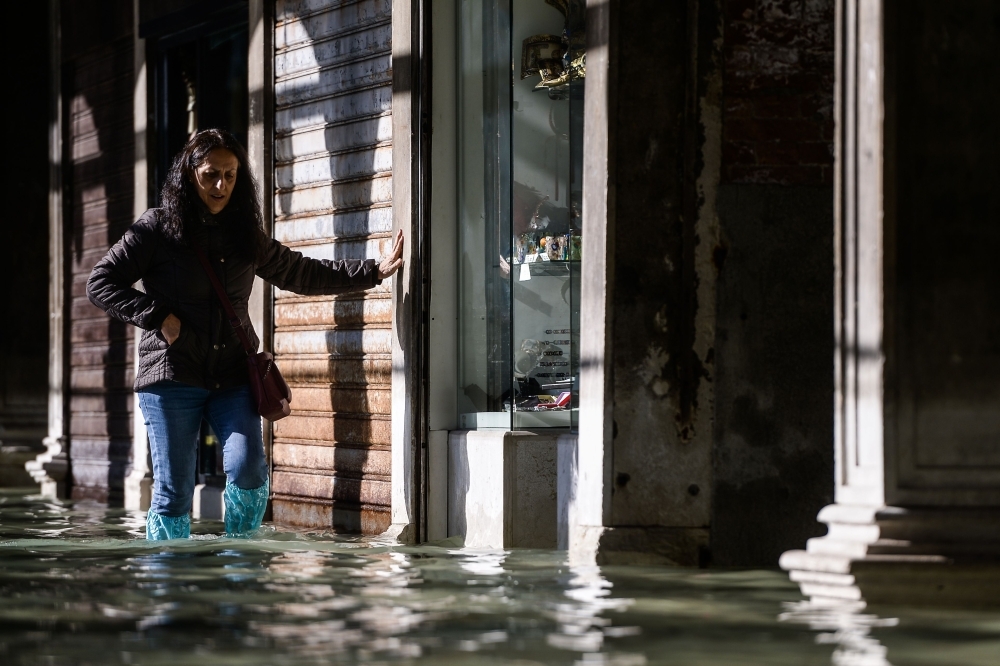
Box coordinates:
[87,129,403,539]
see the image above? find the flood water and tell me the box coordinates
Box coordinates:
[1,490,997,665]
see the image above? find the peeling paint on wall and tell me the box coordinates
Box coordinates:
[605,0,724,537]
[637,346,671,398]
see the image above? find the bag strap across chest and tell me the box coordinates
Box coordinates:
[192,245,254,356]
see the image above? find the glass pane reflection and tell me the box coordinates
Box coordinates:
[458,0,585,430]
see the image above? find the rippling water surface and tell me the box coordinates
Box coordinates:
[1,490,997,665]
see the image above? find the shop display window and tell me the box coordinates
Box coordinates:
[458,0,585,430]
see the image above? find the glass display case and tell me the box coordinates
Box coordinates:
[458,0,585,430]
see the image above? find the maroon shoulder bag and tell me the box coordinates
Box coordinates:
[193,247,292,421]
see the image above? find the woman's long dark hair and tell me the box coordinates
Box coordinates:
[159,129,264,261]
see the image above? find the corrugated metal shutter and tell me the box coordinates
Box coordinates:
[271,0,393,533]
[64,1,136,504]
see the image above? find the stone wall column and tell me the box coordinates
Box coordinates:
[569,0,722,566]
[123,0,152,512]
[780,0,1000,607]
[387,0,429,544]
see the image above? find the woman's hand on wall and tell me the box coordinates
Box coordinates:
[161,313,182,345]
[378,229,405,280]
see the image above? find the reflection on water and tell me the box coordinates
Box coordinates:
[781,600,898,666]
[1,490,998,665]
[548,565,639,659]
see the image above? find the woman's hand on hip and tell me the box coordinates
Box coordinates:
[378,229,404,280]
[161,314,182,345]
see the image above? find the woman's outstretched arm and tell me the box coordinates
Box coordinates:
[255,229,404,295]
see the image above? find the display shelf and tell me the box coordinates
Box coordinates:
[513,258,580,278]
[460,412,510,430]
[459,409,576,430]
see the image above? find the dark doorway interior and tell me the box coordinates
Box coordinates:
[147,4,249,198]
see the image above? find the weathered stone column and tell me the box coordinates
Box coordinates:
[568,0,722,566]
[387,0,427,544]
[780,0,1000,607]
[123,0,152,512]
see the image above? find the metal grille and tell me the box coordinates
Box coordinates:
[271,0,393,532]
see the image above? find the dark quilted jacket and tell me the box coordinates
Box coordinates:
[87,208,380,392]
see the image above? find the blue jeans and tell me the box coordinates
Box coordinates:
[138,382,269,537]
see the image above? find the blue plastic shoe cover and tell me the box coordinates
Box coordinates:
[146,511,191,540]
[224,479,269,537]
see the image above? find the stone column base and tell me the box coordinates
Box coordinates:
[448,429,559,548]
[780,504,1000,608]
[381,522,418,545]
[558,434,709,566]
[567,525,709,567]
[25,435,69,499]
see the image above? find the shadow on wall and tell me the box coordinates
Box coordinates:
[711,185,835,566]
[271,0,393,530]
[64,0,137,506]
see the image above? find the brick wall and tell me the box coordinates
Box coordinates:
[722,0,835,185]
